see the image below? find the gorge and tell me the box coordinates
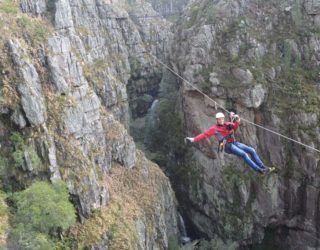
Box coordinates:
[0,0,319,249]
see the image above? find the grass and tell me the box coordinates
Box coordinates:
[16,15,51,42]
[0,0,18,15]
[83,59,109,90]
[0,2,53,110]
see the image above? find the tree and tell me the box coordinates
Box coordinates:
[11,181,76,249]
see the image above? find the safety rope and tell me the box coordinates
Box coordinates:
[129,11,182,19]
[147,52,320,154]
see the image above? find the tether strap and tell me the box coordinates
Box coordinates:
[216,128,234,153]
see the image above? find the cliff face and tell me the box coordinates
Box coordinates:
[147,0,190,16]
[1,0,320,249]
[0,0,178,248]
[168,0,320,248]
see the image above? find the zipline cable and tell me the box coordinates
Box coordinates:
[147,52,320,154]
[129,11,182,19]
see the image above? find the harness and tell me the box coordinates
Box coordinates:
[216,131,234,153]
[215,124,235,154]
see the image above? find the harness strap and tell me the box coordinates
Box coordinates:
[216,129,234,153]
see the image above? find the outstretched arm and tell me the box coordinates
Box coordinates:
[185,127,216,143]
[192,127,216,142]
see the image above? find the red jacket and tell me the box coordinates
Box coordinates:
[194,121,240,143]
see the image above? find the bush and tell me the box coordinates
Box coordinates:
[11,181,76,249]
[12,150,24,167]
[11,227,55,250]
[13,181,76,234]
[10,132,42,169]
[10,132,24,148]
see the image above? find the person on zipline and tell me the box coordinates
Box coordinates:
[185,112,273,174]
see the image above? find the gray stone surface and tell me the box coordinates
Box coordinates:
[20,0,47,15]
[11,109,26,129]
[1,0,180,248]
[54,0,74,30]
[231,68,254,84]
[7,40,47,127]
[147,0,190,16]
[169,0,320,249]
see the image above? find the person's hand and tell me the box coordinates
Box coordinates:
[233,114,240,121]
[184,137,194,144]
[229,112,235,119]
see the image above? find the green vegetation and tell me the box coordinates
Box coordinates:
[168,236,180,250]
[169,237,238,250]
[187,4,200,28]
[251,227,289,250]
[17,16,50,42]
[0,0,52,110]
[291,0,304,29]
[83,59,109,90]
[129,57,142,73]
[13,181,76,233]
[10,132,41,170]
[0,191,8,247]
[11,181,76,250]
[142,76,189,179]
[0,131,44,190]
[0,0,18,14]
[196,238,238,250]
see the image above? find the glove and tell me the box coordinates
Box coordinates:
[233,114,240,121]
[184,137,194,144]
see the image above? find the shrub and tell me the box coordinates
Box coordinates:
[10,227,55,250]
[0,191,8,246]
[10,132,24,149]
[10,132,42,169]
[10,181,76,249]
[12,150,24,167]
[13,181,76,234]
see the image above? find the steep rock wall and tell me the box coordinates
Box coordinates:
[0,0,179,248]
[168,0,320,249]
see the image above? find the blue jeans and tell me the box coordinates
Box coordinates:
[227,142,265,172]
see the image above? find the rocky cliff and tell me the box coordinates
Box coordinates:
[1,0,320,249]
[165,0,320,249]
[0,0,179,248]
[147,0,190,16]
